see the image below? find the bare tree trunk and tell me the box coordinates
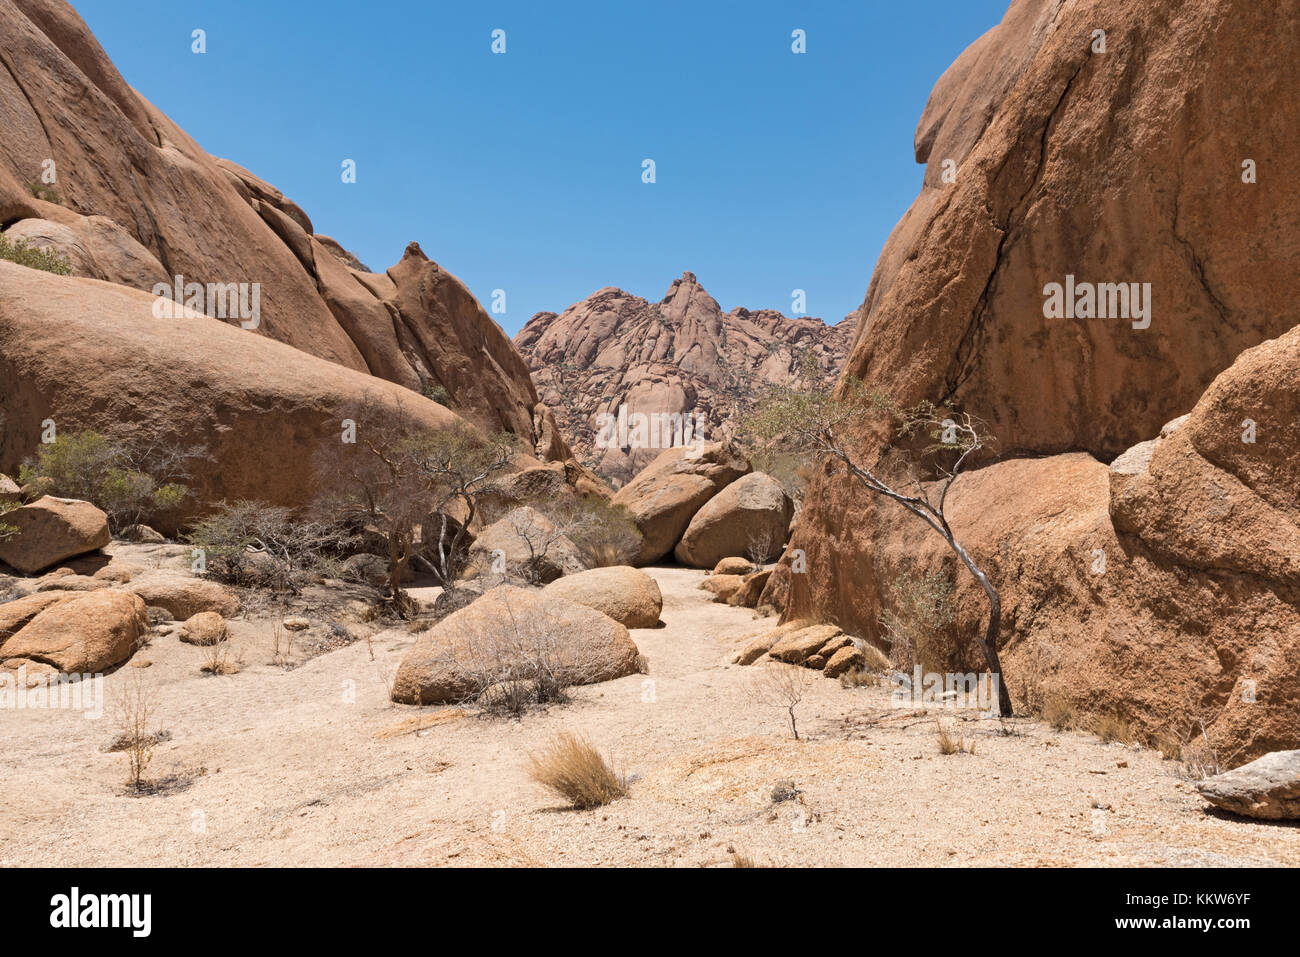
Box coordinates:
[949,540,1014,716]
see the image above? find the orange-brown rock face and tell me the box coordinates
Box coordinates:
[0,0,567,461]
[789,0,1300,763]
[515,273,854,484]
[838,0,1298,460]
[0,260,492,534]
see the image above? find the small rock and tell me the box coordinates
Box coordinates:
[771,780,800,803]
[178,611,228,646]
[283,616,310,631]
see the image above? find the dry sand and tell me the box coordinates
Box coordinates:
[3,565,1296,867]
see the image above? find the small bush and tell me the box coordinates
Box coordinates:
[1041,695,1076,732]
[1154,732,1182,761]
[747,662,816,740]
[880,568,959,674]
[26,182,62,205]
[0,232,71,275]
[200,637,240,676]
[1174,720,1222,780]
[184,500,351,594]
[0,500,18,544]
[420,382,451,406]
[526,732,627,809]
[19,430,201,531]
[114,671,160,791]
[548,496,643,569]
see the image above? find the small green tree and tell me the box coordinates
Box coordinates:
[745,358,1013,717]
[879,568,959,673]
[18,430,203,532]
[0,500,19,543]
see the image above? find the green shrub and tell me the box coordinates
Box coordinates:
[0,232,72,275]
[26,182,62,205]
[420,382,451,406]
[0,500,18,543]
[18,430,199,531]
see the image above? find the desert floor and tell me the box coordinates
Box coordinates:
[3,564,1297,868]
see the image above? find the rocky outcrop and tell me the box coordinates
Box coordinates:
[0,262,582,535]
[542,565,663,628]
[784,0,1300,765]
[673,472,793,569]
[515,273,854,483]
[610,442,750,564]
[390,585,642,705]
[793,0,1299,610]
[129,574,241,620]
[731,620,880,677]
[0,496,109,572]
[0,0,571,463]
[1196,751,1300,821]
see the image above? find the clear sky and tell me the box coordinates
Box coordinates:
[75,0,1009,336]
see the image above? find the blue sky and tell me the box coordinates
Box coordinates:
[76,0,1008,336]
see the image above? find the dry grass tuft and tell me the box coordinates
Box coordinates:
[200,636,241,675]
[115,671,160,791]
[936,719,976,755]
[1041,695,1076,732]
[1092,713,1133,745]
[730,849,760,868]
[1174,720,1222,780]
[1155,732,1182,761]
[526,732,627,809]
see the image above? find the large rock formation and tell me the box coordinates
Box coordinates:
[0,261,493,533]
[786,0,1300,764]
[390,585,642,705]
[0,0,570,463]
[1196,751,1300,821]
[610,442,750,565]
[542,565,663,629]
[0,589,149,673]
[515,272,854,483]
[673,472,793,569]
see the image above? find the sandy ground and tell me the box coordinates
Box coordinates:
[2,565,1297,868]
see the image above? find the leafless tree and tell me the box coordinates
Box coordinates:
[746,356,1014,716]
[746,526,777,572]
[748,662,817,740]
[318,394,516,615]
